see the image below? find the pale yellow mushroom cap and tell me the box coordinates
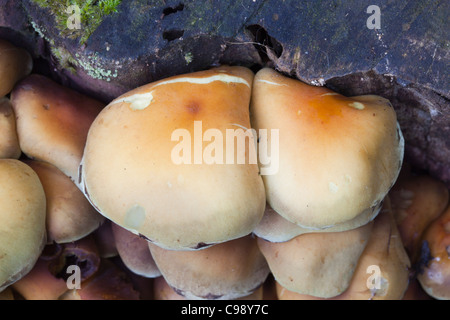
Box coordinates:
[24,159,104,244]
[0,159,47,292]
[10,74,104,185]
[250,68,404,229]
[275,197,411,300]
[80,66,265,250]
[149,235,270,300]
[257,218,374,298]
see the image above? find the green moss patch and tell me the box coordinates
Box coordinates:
[32,0,122,44]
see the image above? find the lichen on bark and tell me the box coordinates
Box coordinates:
[31,0,122,44]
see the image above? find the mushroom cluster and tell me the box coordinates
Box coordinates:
[0,39,448,300]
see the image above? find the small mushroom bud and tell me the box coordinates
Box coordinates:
[417,203,450,300]
[390,173,449,263]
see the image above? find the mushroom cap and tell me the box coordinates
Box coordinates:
[341,197,411,300]
[10,74,105,184]
[92,220,118,258]
[0,39,33,97]
[257,218,374,298]
[417,203,450,300]
[275,197,411,300]
[250,68,404,229]
[59,259,140,300]
[23,159,104,244]
[0,159,47,292]
[81,66,265,250]
[389,173,449,263]
[153,275,264,300]
[0,97,21,159]
[148,235,270,300]
[253,201,382,243]
[111,222,161,278]
[11,257,68,300]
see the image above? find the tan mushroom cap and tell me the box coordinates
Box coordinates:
[13,235,103,299]
[11,257,68,300]
[0,159,47,292]
[275,197,411,300]
[253,201,382,243]
[92,220,118,258]
[59,259,140,300]
[0,39,33,97]
[23,159,104,244]
[81,66,265,250]
[417,203,450,300]
[389,173,449,263]
[153,275,264,300]
[250,68,404,229]
[257,217,374,298]
[111,222,161,278]
[0,97,21,159]
[10,74,105,185]
[149,235,270,300]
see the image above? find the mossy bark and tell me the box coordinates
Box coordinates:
[0,0,449,187]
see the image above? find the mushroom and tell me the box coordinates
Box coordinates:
[250,68,404,230]
[257,216,374,298]
[153,275,264,300]
[80,66,265,250]
[10,256,68,300]
[417,203,450,300]
[0,97,21,159]
[148,235,270,300]
[112,256,155,300]
[12,235,101,300]
[0,159,46,292]
[275,197,411,300]
[111,222,161,278]
[59,259,140,300]
[254,201,382,243]
[23,159,105,244]
[389,173,449,263]
[92,220,119,258]
[0,39,33,97]
[10,74,105,186]
[153,276,186,300]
